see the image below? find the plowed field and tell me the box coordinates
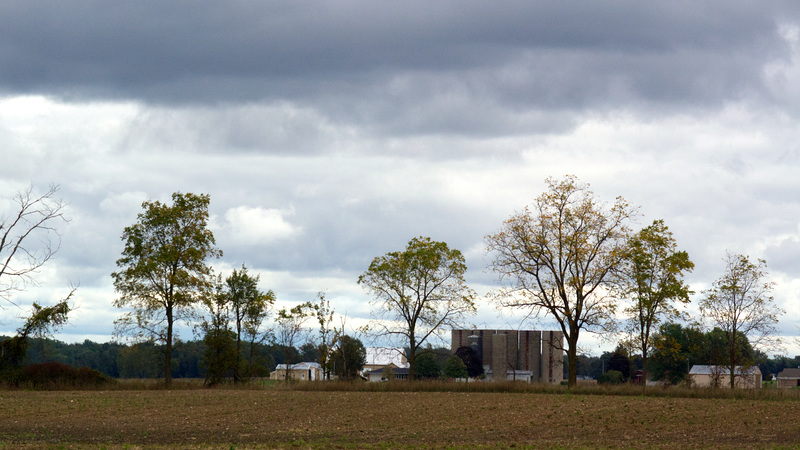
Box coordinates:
[1,389,798,448]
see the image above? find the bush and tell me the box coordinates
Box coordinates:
[18,362,114,388]
[597,370,624,385]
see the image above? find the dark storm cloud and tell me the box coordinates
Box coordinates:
[2,1,797,135]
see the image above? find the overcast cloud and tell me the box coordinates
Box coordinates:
[2,1,800,356]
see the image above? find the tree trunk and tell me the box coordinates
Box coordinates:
[407,333,416,382]
[641,351,648,389]
[165,306,173,388]
[729,333,737,389]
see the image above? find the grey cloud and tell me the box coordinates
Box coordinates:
[764,237,800,276]
[1,1,797,138]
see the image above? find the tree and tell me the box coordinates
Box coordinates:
[413,351,441,379]
[0,291,73,371]
[309,292,336,380]
[699,253,782,388]
[199,281,237,386]
[219,265,275,382]
[358,236,476,381]
[619,220,694,384]
[454,345,484,378]
[0,185,67,308]
[274,304,310,383]
[485,175,636,386]
[607,348,631,382]
[444,354,468,380]
[330,334,366,381]
[112,192,221,388]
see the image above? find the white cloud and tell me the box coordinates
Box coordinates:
[221,205,300,246]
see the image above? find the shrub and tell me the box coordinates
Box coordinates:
[18,362,114,388]
[597,370,624,385]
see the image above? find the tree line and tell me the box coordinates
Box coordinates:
[0,179,790,388]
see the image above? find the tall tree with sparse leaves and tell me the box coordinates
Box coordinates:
[112,192,221,388]
[486,175,636,387]
[274,304,310,383]
[359,236,476,381]
[699,252,782,389]
[619,219,694,384]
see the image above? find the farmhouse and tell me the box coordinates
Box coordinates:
[366,366,411,382]
[776,367,800,388]
[451,329,564,383]
[363,348,410,381]
[270,362,322,381]
[688,365,762,388]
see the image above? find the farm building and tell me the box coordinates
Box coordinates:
[688,365,762,388]
[270,362,322,381]
[366,366,411,382]
[451,329,564,383]
[776,368,800,388]
[363,348,409,374]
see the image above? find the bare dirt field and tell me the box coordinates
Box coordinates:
[1,389,799,448]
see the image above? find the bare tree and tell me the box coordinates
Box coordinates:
[485,175,636,387]
[0,185,67,307]
[699,252,783,389]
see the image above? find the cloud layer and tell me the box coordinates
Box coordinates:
[1,2,800,355]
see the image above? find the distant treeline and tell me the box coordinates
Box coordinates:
[3,334,798,382]
[0,335,322,379]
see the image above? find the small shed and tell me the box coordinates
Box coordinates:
[776,368,800,388]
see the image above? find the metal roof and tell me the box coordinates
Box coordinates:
[689,365,759,375]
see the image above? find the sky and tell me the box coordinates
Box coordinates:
[1,1,800,357]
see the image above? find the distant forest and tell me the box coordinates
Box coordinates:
[4,335,798,382]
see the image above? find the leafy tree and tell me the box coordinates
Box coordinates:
[199,282,236,386]
[699,253,783,388]
[485,175,636,386]
[274,304,310,383]
[619,220,693,383]
[202,328,237,386]
[444,354,468,380]
[0,293,72,371]
[413,351,441,379]
[112,192,221,387]
[217,265,275,382]
[607,348,631,382]
[649,323,704,384]
[330,334,366,381]
[454,345,484,378]
[359,236,476,381]
[0,185,67,307]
